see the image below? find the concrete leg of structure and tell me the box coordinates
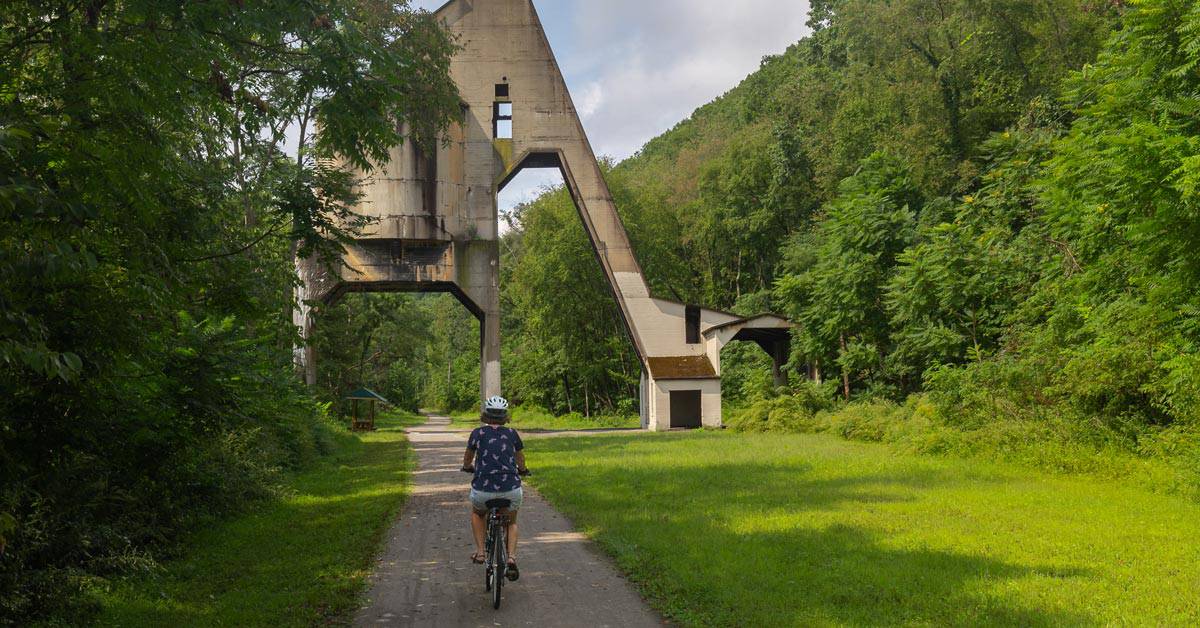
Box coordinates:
[771,339,790,388]
[479,304,502,400]
[639,370,649,429]
[458,239,502,401]
[292,277,318,388]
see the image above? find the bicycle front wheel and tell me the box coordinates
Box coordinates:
[491,528,505,609]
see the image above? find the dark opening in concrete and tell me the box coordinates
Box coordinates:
[670,390,702,429]
[685,305,700,344]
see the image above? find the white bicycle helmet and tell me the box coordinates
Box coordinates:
[483,395,510,423]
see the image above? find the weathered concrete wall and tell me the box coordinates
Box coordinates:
[646,379,722,431]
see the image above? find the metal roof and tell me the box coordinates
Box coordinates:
[345,388,391,404]
[702,314,794,336]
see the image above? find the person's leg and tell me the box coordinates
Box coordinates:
[506,489,523,562]
[505,516,519,560]
[471,509,486,557]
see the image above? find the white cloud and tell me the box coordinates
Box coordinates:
[568,0,812,160]
[576,82,605,119]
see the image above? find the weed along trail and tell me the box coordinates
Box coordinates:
[355,415,662,627]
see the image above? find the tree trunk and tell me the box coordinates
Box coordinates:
[735,249,743,301]
[446,351,453,405]
[839,334,851,401]
[359,331,374,383]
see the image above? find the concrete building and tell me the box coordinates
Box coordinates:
[296,0,793,430]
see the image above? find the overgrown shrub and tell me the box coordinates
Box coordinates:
[726,381,834,433]
[0,317,338,623]
[729,386,1199,497]
[558,411,587,425]
[823,401,912,442]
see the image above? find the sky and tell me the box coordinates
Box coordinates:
[412,0,813,213]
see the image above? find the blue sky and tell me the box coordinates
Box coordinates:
[413,0,813,212]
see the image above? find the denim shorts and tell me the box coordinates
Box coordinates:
[469,487,523,513]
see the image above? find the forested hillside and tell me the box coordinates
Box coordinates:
[484,0,1199,488]
[495,0,1115,409]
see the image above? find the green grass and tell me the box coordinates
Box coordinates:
[92,411,426,627]
[528,430,1200,627]
[445,405,640,431]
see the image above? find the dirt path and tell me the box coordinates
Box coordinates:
[354,415,664,627]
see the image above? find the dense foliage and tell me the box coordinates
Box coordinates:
[493,0,1199,481]
[311,292,484,413]
[0,0,457,622]
[494,0,1116,412]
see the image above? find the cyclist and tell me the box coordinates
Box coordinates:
[462,395,528,580]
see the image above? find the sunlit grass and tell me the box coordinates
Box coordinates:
[92,412,424,627]
[528,430,1200,627]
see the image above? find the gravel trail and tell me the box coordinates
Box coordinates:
[354,415,664,627]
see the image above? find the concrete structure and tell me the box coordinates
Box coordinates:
[296,0,793,430]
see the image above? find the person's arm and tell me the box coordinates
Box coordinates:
[463,429,478,471]
[513,430,528,474]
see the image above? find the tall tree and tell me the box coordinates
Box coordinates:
[776,154,922,398]
[0,0,458,620]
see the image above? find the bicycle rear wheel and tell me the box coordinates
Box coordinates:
[491,523,505,609]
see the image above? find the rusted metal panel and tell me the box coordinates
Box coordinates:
[646,356,718,380]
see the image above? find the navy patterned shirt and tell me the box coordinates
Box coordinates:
[467,425,524,492]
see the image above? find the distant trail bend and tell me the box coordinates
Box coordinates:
[354,415,663,628]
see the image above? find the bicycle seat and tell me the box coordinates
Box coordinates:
[485,498,512,509]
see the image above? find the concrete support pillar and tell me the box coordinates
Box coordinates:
[293,278,318,388]
[771,340,789,388]
[639,370,649,429]
[480,308,502,400]
[463,240,502,403]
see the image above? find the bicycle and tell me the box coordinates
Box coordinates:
[463,467,531,610]
[482,497,511,609]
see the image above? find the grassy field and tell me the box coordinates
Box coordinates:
[93,412,425,627]
[528,430,1200,627]
[446,405,640,431]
